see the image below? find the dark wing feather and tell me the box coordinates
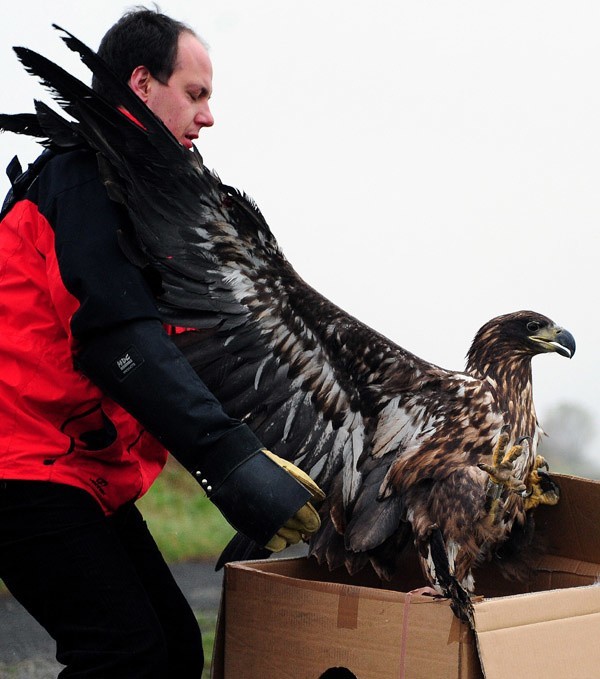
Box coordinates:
[0,112,45,137]
[0,105,81,149]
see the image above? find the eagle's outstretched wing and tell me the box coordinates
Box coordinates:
[5,28,460,526]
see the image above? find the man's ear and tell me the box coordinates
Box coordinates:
[129,65,152,102]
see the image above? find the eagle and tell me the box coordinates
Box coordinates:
[0,27,576,622]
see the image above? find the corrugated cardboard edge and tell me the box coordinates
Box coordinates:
[216,557,449,605]
[218,557,451,606]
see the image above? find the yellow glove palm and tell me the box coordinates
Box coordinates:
[262,450,325,552]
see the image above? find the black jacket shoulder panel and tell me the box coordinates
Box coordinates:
[27,149,162,339]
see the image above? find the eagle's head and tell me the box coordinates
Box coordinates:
[466,311,576,376]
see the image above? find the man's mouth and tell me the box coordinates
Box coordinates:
[183,133,198,149]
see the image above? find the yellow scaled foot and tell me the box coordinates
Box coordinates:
[478,431,527,494]
[523,455,560,511]
[478,432,528,526]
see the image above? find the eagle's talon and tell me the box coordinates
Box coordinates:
[479,435,528,493]
[524,458,560,510]
[531,454,550,473]
[480,434,530,524]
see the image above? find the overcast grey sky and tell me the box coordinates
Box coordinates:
[1,1,598,464]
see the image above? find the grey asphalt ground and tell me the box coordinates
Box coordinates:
[0,559,224,678]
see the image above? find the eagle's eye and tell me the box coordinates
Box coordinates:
[526,321,542,333]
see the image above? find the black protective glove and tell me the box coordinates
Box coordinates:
[195,447,324,549]
[261,450,324,550]
[76,318,323,547]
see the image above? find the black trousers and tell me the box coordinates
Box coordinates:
[0,480,204,678]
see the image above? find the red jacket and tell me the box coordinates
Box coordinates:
[1,146,264,518]
[0,149,169,513]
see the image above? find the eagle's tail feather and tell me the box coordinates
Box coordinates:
[429,526,474,626]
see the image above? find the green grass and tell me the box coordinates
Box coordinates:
[197,609,219,676]
[137,456,236,562]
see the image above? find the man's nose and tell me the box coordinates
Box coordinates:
[196,103,214,128]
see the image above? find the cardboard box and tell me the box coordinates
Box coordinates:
[211,474,600,678]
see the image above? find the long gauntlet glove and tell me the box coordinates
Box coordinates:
[76,318,323,547]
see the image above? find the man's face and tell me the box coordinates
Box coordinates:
[130,31,214,149]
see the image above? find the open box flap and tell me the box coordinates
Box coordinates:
[536,474,600,563]
[473,585,600,678]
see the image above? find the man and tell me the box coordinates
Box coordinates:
[0,8,322,677]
